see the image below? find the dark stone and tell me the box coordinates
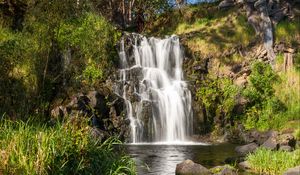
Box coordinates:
[176,159,212,175]
[242,130,277,145]
[261,137,278,150]
[87,90,109,117]
[283,166,300,175]
[235,143,258,156]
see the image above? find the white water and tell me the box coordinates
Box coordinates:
[116,34,193,143]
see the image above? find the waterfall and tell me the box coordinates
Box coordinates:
[115,34,193,143]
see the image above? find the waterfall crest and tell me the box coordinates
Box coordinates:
[115,34,193,143]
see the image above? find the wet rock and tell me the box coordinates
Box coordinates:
[283,166,300,175]
[176,159,212,175]
[235,143,258,156]
[238,161,251,171]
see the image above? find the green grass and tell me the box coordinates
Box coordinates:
[246,148,300,175]
[0,118,136,175]
[275,19,300,45]
[146,4,255,58]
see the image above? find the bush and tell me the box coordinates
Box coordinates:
[247,148,300,175]
[196,77,239,128]
[0,118,136,175]
[242,62,288,131]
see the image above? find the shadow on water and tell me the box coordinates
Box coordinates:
[116,143,251,175]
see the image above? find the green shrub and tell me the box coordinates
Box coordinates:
[242,62,289,131]
[82,63,104,85]
[0,118,136,175]
[243,62,279,105]
[247,148,300,175]
[197,77,239,128]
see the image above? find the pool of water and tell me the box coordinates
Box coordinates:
[121,143,240,175]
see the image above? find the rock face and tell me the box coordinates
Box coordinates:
[50,87,131,142]
[261,137,278,150]
[235,143,258,156]
[218,0,298,67]
[283,166,300,175]
[176,160,212,175]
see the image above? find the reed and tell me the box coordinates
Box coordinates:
[0,118,135,175]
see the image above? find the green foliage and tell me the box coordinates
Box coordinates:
[82,63,104,84]
[294,129,300,141]
[243,62,279,105]
[242,62,289,131]
[197,77,239,126]
[246,148,300,175]
[57,13,119,64]
[275,19,300,44]
[0,118,136,175]
[0,2,120,117]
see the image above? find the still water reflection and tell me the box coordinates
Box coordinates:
[122,143,239,175]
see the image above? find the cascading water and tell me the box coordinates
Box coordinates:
[115,34,193,143]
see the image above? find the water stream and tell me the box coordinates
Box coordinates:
[116,34,192,143]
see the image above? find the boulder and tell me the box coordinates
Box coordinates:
[176,159,212,175]
[242,130,277,145]
[279,145,293,152]
[235,143,258,156]
[261,137,278,150]
[283,166,300,175]
[238,161,251,171]
[278,134,296,149]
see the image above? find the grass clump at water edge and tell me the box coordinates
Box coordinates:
[0,118,136,175]
[246,148,300,175]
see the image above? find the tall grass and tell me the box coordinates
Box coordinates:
[246,148,300,175]
[0,118,135,175]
